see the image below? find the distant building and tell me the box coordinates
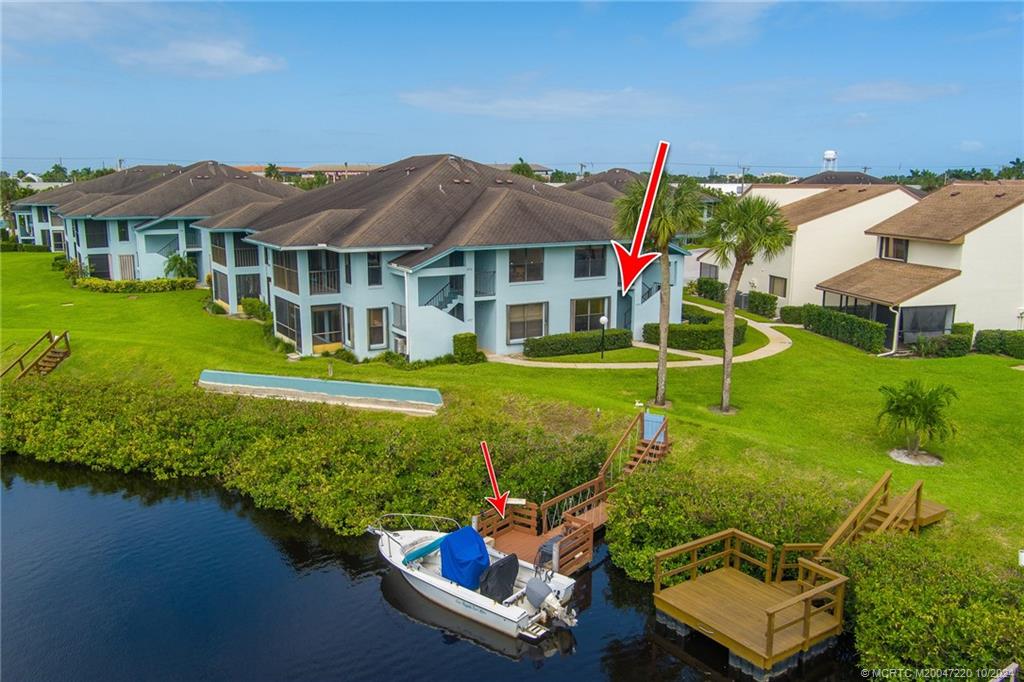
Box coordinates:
[233,165,304,180]
[487,163,553,181]
[798,170,886,185]
[302,164,381,182]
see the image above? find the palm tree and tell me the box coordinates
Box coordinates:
[877,379,958,455]
[164,253,197,279]
[701,195,791,412]
[614,174,705,406]
[264,163,282,181]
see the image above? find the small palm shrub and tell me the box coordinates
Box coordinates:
[877,379,958,455]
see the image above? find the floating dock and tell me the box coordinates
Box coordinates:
[197,370,443,416]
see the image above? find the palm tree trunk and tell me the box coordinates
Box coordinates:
[654,246,671,406]
[721,263,745,412]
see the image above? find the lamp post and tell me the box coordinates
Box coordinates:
[599,315,609,359]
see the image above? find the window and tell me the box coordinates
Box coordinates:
[769,275,788,298]
[344,253,352,285]
[367,307,387,348]
[272,250,299,293]
[213,271,230,304]
[36,206,49,223]
[87,254,111,280]
[879,237,909,262]
[312,305,342,345]
[185,226,201,249]
[211,233,227,266]
[274,297,301,350]
[509,248,544,283]
[699,262,719,279]
[308,250,340,294]
[449,252,464,267]
[367,251,382,286]
[41,230,51,248]
[507,303,547,342]
[572,297,608,332]
[236,274,260,300]
[233,233,258,267]
[343,305,355,347]
[52,231,65,251]
[84,220,108,248]
[117,220,130,242]
[574,246,606,278]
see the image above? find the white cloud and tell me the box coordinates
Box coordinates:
[959,140,984,152]
[844,112,873,126]
[398,87,684,120]
[834,80,962,102]
[671,2,778,47]
[116,40,284,78]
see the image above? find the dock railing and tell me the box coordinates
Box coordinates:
[817,470,892,558]
[990,664,1019,682]
[477,502,538,539]
[1,330,54,379]
[598,413,642,484]
[553,515,594,575]
[764,559,847,661]
[540,478,605,534]
[654,528,775,593]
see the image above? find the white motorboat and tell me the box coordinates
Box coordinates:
[369,513,577,642]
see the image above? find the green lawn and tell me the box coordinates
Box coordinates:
[684,294,775,322]
[529,346,697,363]
[3,253,1022,563]
[694,324,771,358]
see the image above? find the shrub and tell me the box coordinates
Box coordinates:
[333,347,359,364]
[50,254,68,271]
[694,276,726,302]
[77,277,197,293]
[681,304,716,324]
[973,329,1006,354]
[747,291,778,318]
[642,317,747,350]
[63,258,86,282]
[1005,331,1024,359]
[779,305,804,324]
[452,332,486,364]
[801,304,886,353]
[950,322,974,340]
[832,534,1024,669]
[606,458,860,581]
[934,333,971,358]
[523,328,632,358]
[240,297,271,321]
[0,243,51,252]
[367,350,458,370]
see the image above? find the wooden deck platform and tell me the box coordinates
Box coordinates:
[878,497,947,527]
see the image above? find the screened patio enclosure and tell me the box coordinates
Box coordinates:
[821,292,954,349]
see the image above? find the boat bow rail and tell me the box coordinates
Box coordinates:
[370,513,461,556]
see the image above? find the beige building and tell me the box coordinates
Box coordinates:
[817,181,1024,346]
[697,184,919,307]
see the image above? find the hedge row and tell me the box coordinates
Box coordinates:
[974,329,1024,359]
[523,328,632,358]
[77,277,197,293]
[681,304,716,324]
[240,297,271,321]
[642,317,747,350]
[779,305,804,324]
[950,322,974,339]
[801,304,886,353]
[747,291,778,318]
[452,332,486,364]
[0,243,51,252]
[694,277,726,302]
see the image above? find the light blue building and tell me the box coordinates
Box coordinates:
[196,154,685,360]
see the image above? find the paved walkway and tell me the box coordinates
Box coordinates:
[488,303,794,369]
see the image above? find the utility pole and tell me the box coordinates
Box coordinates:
[861,165,871,174]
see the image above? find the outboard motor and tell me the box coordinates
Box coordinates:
[525,577,577,627]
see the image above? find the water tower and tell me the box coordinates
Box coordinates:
[823,150,838,171]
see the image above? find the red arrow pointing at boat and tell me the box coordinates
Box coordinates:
[612,140,671,295]
[480,441,510,518]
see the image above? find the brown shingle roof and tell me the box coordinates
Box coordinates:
[816,258,960,306]
[165,183,292,218]
[208,154,616,263]
[798,170,885,185]
[192,201,283,230]
[563,168,642,202]
[11,165,180,209]
[780,185,913,227]
[865,181,1024,243]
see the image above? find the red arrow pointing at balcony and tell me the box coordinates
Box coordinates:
[612,140,671,295]
[480,441,510,518]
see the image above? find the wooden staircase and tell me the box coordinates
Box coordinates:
[0,330,71,381]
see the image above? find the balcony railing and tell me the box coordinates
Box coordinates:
[309,269,340,294]
[475,269,496,296]
[392,303,407,331]
[234,248,259,268]
[312,330,343,345]
[212,245,227,266]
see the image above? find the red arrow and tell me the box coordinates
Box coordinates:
[480,441,510,518]
[612,140,671,295]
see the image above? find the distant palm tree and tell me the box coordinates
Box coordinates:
[264,163,282,181]
[164,253,197,279]
[877,379,958,455]
[701,195,791,412]
[614,175,705,406]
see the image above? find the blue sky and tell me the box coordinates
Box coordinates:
[3,2,1022,176]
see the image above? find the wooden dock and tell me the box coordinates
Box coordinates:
[476,412,670,575]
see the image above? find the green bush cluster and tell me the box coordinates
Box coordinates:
[0,377,608,536]
[333,347,359,363]
[832,534,1024,670]
[366,350,458,370]
[523,328,632,358]
[695,276,726,302]
[606,459,860,581]
[78,277,197,293]
[51,254,68,271]
[974,329,1024,359]
[915,333,971,358]
[261,320,295,353]
[950,322,974,339]
[452,333,486,364]
[240,297,271,321]
[681,304,716,324]
[747,291,778,318]
[779,305,804,324]
[642,317,747,350]
[801,304,887,353]
[0,243,51,252]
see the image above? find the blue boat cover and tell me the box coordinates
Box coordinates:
[440,526,491,590]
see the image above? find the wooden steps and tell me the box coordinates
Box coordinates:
[33,347,70,375]
[1,330,71,381]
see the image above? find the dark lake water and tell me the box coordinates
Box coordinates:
[2,457,859,681]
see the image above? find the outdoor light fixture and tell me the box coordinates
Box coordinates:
[599,315,609,359]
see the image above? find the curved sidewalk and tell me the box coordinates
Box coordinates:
[488,303,794,370]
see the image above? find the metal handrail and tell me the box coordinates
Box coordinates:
[1,330,53,379]
[641,280,661,303]
[425,282,454,309]
[368,513,461,557]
